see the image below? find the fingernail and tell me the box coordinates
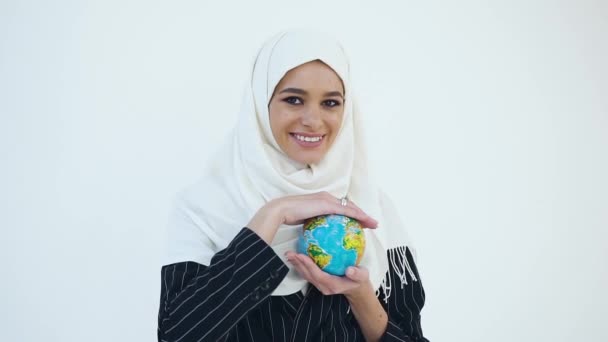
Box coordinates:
[347,268,355,276]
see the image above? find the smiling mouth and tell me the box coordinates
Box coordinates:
[289,133,325,147]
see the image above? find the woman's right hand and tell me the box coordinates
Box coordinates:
[247,191,378,245]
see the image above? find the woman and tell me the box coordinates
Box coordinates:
[158,29,429,342]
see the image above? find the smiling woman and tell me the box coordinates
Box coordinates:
[158,29,429,342]
[269,60,345,165]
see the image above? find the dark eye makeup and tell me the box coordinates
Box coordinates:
[323,99,342,107]
[283,96,303,105]
[282,97,342,108]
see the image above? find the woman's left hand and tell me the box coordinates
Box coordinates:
[285,251,372,297]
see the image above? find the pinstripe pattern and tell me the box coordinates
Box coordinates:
[158,227,429,341]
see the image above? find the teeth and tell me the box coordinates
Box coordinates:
[294,134,322,142]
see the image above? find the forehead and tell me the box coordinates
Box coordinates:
[274,60,344,94]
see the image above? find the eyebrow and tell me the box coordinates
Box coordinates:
[278,87,344,98]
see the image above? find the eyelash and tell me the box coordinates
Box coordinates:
[283,96,342,108]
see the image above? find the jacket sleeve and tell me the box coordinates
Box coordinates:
[379,246,430,342]
[157,227,289,342]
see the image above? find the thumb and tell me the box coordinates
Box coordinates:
[345,266,368,283]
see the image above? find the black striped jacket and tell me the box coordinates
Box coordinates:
[158,227,429,341]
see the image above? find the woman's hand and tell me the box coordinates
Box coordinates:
[276,191,378,228]
[286,250,390,342]
[247,191,378,244]
[285,251,373,297]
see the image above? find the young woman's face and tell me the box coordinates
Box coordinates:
[268,60,345,165]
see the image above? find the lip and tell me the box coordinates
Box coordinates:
[291,132,325,137]
[289,133,325,148]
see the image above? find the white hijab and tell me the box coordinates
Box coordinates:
[164,29,418,300]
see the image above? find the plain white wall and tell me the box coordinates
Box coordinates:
[1,0,606,341]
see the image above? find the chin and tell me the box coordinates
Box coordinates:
[290,154,323,166]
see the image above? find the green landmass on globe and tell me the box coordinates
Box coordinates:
[298,214,366,276]
[306,243,332,269]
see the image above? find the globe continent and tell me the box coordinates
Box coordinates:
[298,214,366,276]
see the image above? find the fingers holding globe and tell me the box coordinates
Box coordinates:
[329,196,378,229]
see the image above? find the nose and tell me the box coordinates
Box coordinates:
[300,106,323,130]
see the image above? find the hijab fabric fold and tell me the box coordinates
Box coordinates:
[164,29,418,300]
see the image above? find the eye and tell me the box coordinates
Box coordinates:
[323,99,342,108]
[283,96,303,105]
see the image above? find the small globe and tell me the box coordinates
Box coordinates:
[297,214,366,276]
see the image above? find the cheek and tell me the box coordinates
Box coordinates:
[270,104,300,127]
[327,113,344,132]
[268,104,283,130]
[269,104,293,141]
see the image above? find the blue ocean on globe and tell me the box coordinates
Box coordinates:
[297,214,366,276]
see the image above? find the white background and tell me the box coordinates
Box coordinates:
[1,1,607,341]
